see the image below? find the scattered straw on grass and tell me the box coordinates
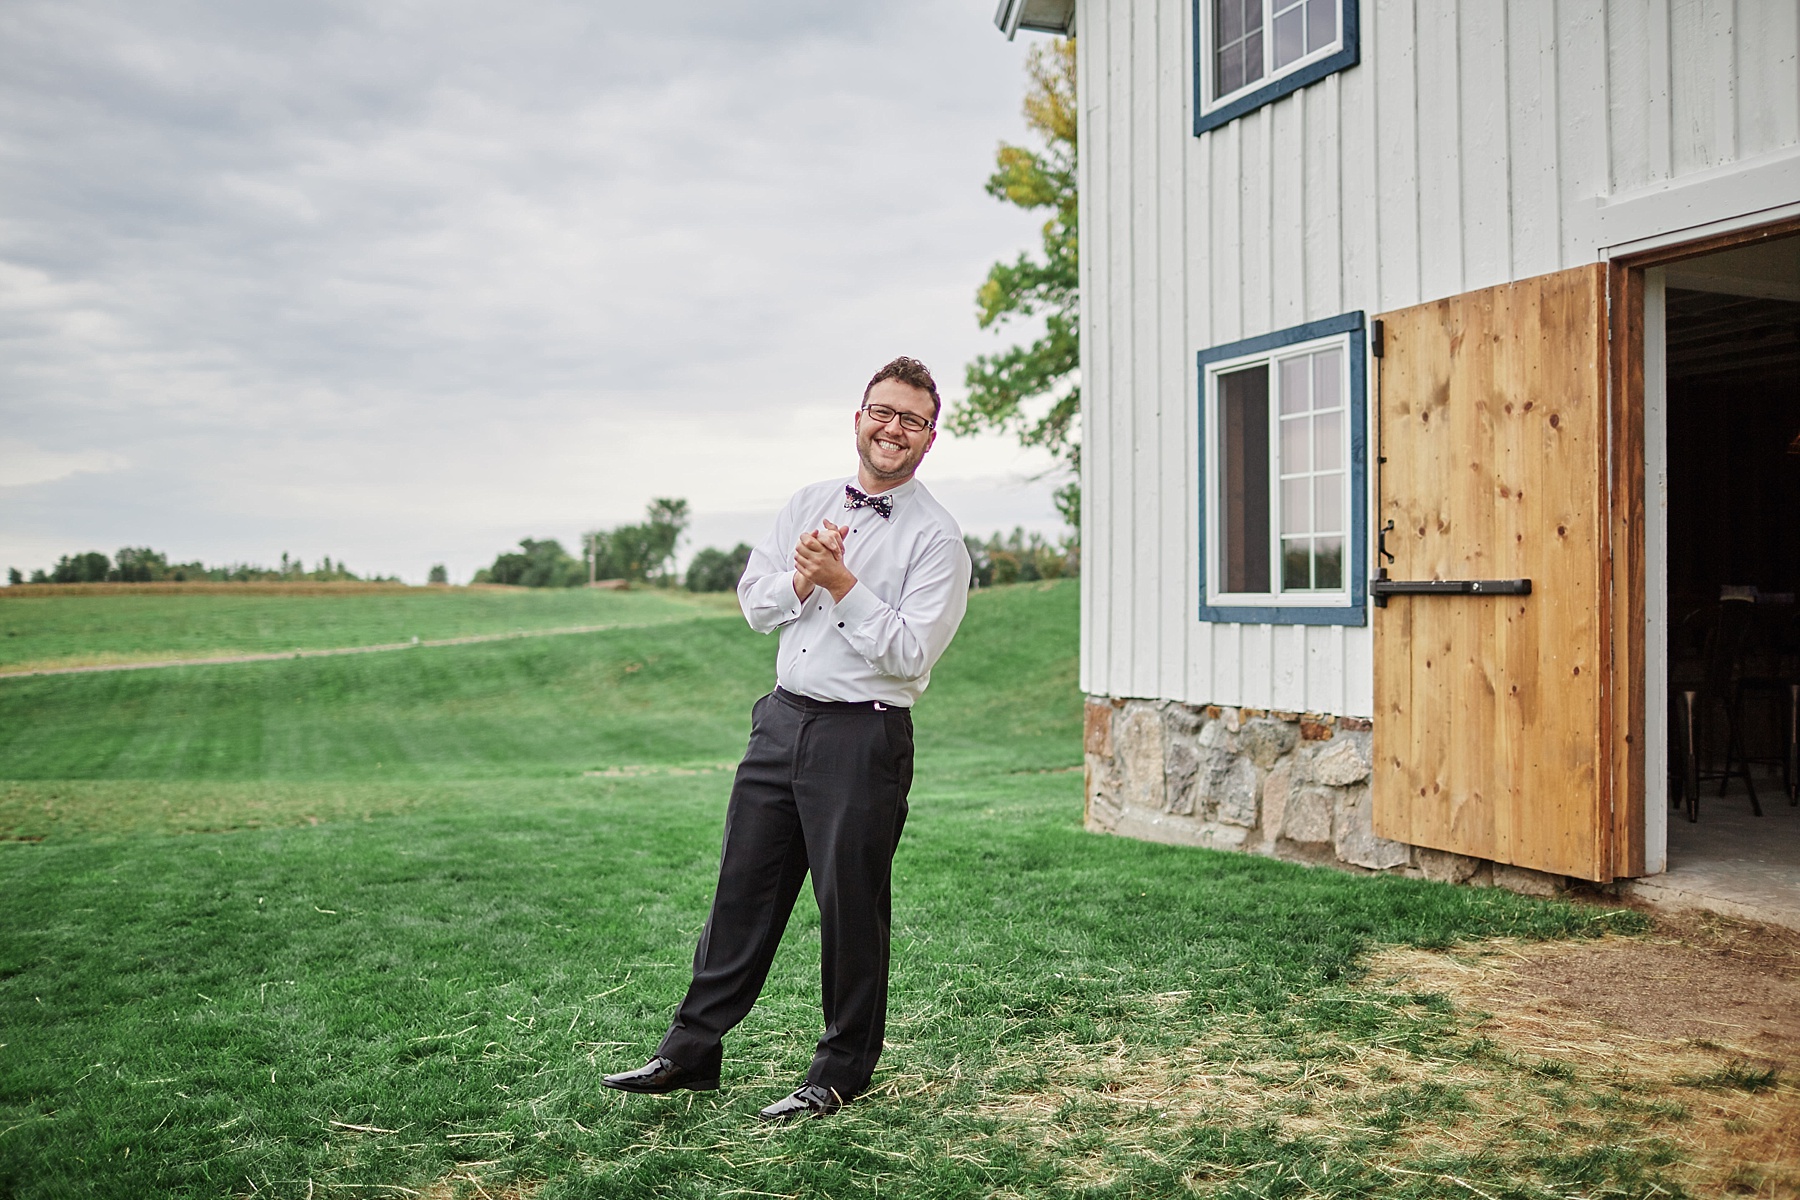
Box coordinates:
[1369,931,1800,1198]
[946,925,1800,1198]
[581,763,738,779]
[414,1174,539,1200]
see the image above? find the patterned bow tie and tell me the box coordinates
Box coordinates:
[844,485,893,519]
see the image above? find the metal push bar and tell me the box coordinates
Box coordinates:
[1370,577,1532,607]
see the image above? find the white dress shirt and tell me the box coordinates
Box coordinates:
[738,476,972,707]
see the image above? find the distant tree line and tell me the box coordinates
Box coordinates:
[685,543,753,593]
[470,510,1077,597]
[964,528,1078,588]
[472,498,759,594]
[476,498,701,589]
[10,512,1072,596]
[6,548,391,586]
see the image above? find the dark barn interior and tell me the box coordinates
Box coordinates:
[1666,287,1800,614]
[1665,265,1800,816]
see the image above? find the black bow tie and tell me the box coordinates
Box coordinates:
[844,485,893,519]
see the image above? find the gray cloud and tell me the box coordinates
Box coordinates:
[0,0,1064,581]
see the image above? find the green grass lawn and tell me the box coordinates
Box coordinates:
[0,581,1674,1199]
[0,586,737,673]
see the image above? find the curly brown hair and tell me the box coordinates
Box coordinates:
[862,356,941,420]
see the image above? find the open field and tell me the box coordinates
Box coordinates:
[6,580,1788,1199]
[0,586,737,675]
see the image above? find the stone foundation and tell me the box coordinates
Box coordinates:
[1083,696,1570,894]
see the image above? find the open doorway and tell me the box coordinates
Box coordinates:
[1644,232,1800,919]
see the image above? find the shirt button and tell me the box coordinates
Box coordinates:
[837,622,844,628]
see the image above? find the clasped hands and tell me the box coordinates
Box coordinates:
[793,519,856,604]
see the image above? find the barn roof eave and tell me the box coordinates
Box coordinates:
[993,0,1075,40]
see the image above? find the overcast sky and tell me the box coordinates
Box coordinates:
[0,1,1065,583]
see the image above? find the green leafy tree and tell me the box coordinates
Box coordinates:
[427,564,448,585]
[589,498,691,585]
[480,538,585,588]
[51,552,111,583]
[686,543,753,593]
[951,38,1080,530]
[967,527,1068,587]
[111,547,169,582]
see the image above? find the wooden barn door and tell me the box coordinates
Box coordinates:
[1371,264,1617,881]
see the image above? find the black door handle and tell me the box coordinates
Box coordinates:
[1371,578,1532,607]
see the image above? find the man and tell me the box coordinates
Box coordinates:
[602,356,971,1120]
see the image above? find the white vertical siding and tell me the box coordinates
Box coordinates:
[1414,5,1467,300]
[1555,0,1611,266]
[1371,0,1421,311]
[1271,99,1307,326]
[1669,0,1738,174]
[1075,14,1104,697]
[1078,0,1800,716]
[1181,0,1212,711]
[1461,3,1514,287]
[1104,0,1131,698]
[1737,1,1800,158]
[1507,0,1564,281]
[1607,0,1659,186]
[1155,0,1191,704]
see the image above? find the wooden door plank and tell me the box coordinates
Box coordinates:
[1373,264,1613,880]
[1518,268,1605,879]
[1373,592,1415,843]
[1609,262,1647,878]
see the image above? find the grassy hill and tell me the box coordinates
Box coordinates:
[0,580,1077,808]
[0,585,736,674]
[0,580,1657,1200]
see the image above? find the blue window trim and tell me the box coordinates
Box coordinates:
[1196,312,1367,627]
[1192,0,1361,136]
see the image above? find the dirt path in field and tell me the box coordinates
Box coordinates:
[0,619,688,680]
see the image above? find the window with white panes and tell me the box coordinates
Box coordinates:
[1275,347,1346,591]
[1212,0,1339,100]
[1196,0,1358,135]
[1199,319,1364,620]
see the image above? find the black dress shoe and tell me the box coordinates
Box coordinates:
[756,1083,846,1121]
[601,1055,719,1094]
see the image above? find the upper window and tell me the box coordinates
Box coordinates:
[1197,314,1367,625]
[1194,0,1360,135]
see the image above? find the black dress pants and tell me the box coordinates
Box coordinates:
[657,688,913,1097]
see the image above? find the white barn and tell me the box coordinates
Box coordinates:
[997,0,1800,894]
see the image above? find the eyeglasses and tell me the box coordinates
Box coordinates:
[861,403,935,433]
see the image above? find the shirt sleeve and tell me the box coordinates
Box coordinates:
[737,498,806,634]
[829,533,971,682]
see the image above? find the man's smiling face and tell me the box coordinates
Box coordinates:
[854,379,938,487]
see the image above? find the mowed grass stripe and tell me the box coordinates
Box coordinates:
[0,582,1081,787]
[0,616,715,679]
[0,615,767,783]
[0,586,740,673]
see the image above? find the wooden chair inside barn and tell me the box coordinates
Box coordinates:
[1672,598,1762,822]
[1730,605,1800,808]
